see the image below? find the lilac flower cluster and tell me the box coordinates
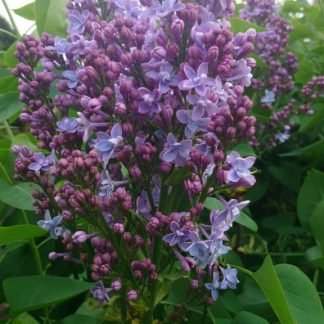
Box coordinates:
[13,0,257,316]
[241,0,298,97]
[239,0,312,150]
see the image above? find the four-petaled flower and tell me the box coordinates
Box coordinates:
[62,70,79,89]
[136,190,152,220]
[154,0,186,18]
[261,90,275,104]
[210,198,249,238]
[163,221,197,250]
[178,62,215,96]
[90,281,112,305]
[226,59,252,87]
[219,266,239,289]
[137,88,161,114]
[93,124,123,166]
[37,211,63,239]
[67,10,89,34]
[160,133,192,166]
[114,0,143,18]
[205,271,220,301]
[46,37,68,55]
[224,151,256,187]
[57,117,78,133]
[146,63,181,94]
[188,240,210,268]
[99,171,128,199]
[186,91,218,117]
[28,152,50,172]
[176,109,210,138]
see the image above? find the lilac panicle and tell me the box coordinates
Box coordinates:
[12,0,258,312]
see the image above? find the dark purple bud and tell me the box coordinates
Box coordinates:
[171,19,184,40]
[190,280,199,289]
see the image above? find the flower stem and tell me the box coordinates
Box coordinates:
[21,210,43,275]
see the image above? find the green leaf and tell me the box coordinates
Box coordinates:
[238,256,324,324]
[294,60,315,84]
[229,18,266,33]
[280,140,324,168]
[35,0,68,37]
[268,162,302,192]
[11,312,39,324]
[310,199,324,252]
[4,275,93,315]
[0,92,24,122]
[236,212,258,232]
[60,314,97,324]
[275,264,324,324]
[204,197,258,231]
[297,169,324,228]
[300,103,324,132]
[232,311,269,324]
[13,2,36,21]
[0,178,40,211]
[0,76,18,94]
[13,134,39,152]
[305,246,324,270]
[0,244,38,300]
[232,143,256,157]
[0,225,47,246]
[252,256,294,324]
[3,41,18,68]
[162,278,189,305]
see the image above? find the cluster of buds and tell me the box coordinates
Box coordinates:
[13,0,258,317]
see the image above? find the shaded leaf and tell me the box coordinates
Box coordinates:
[0,225,47,246]
[0,92,24,122]
[232,311,269,324]
[297,169,324,228]
[4,275,93,315]
[310,199,324,252]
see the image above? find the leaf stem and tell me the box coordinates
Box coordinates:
[313,269,320,288]
[0,27,17,39]
[3,121,14,142]
[248,252,304,257]
[2,0,21,37]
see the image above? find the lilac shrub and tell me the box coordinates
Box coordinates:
[12,0,257,320]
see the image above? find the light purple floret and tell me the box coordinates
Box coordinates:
[205,271,220,301]
[93,124,123,166]
[224,151,256,187]
[176,109,209,138]
[178,62,215,96]
[37,211,63,239]
[67,10,89,34]
[159,133,192,166]
[137,88,161,114]
[57,117,79,133]
[146,63,181,94]
[62,70,79,89]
